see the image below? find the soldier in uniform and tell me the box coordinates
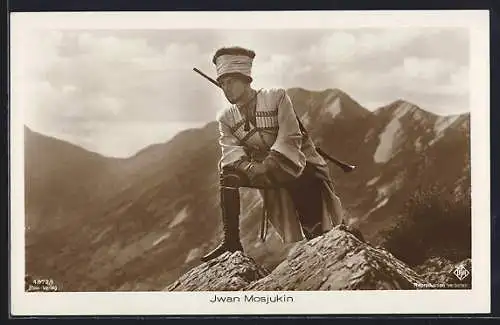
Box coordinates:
[201,46,352,262]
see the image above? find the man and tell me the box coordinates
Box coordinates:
[200,46,348,262]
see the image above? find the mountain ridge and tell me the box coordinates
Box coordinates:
[24,87,471,291]
[24,87,469,160]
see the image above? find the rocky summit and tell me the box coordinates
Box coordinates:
[25,87,471,291]
[167,251,268,291]
[165,225,458,291]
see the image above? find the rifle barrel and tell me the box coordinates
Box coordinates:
[193,68,220,88]
[316,147,356,172]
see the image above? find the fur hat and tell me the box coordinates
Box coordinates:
[212,46,256,82]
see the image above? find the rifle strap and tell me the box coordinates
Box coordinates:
[292,109,336,164]
[294,112,309,138]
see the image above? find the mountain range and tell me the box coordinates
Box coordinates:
[24,87,470,291]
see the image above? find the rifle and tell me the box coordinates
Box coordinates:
[193,67,356,173]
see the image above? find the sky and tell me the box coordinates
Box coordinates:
[14,27,470,157]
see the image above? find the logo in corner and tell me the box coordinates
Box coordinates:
[453,264,470,281]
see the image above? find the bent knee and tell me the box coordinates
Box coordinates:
[220,168,248,188]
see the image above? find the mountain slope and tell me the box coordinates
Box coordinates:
[24,88,471,291]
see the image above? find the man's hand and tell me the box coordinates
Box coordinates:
[246,162,274,187]
[232,159,266,178]
[233,160,272,187]
[261,151,299,184]
[232,157,289,188]
[246,162,267,179]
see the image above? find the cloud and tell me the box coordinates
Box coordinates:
[355,28,427,53]
[15,28,470,157]
[307,32,357,64]
[293,28,469,112]
[329,54,468,113]
[19,30,223,157]
[17,30,63,77]
[252,54,296,88]
[305,29,426,66]
[394,58,467,97]
[402,57,456,81]
[25,31,221,120]
[131,42,202,71]
[77,33,154,59]
[434,65,469,96]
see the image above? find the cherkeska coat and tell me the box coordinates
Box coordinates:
[216,87,344,243]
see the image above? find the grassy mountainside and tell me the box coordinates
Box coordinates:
[24,88,470,291]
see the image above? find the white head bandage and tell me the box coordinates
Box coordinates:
[215,54,253,80]
[212,47,255,81]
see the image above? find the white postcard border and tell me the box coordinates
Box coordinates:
[9,10,491,315]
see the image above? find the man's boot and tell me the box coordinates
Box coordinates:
[200,186,243,262]
[303,222,326,240]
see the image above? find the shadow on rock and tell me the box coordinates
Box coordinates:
[166,251,268,291]
[166,225,471,291]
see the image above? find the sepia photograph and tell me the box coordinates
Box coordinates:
[10,10,490,315]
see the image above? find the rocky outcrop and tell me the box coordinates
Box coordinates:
[166,225,432,291]
[166,251,268,291]
[414,257,472,289]
[247,225,426,290]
